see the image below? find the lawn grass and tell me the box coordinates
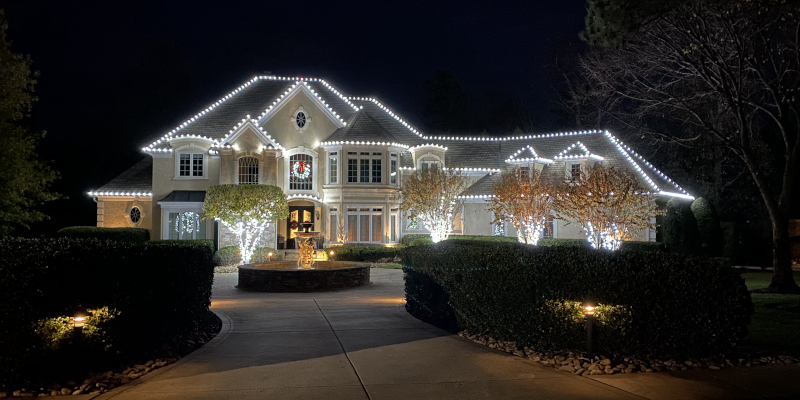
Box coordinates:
[740,270,800,356]
[378,263,403,269]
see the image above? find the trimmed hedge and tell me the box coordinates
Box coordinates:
[409,237,434,246]
[214,245,242,266]
[400,234,430,246]
[57,226,150,242]
[330,245,402,261]
[664,198,702,254]
[251,247,282,263]
[691,197,723,257]
[402,240,752,358]
[537,238,589,247]
[0,237,214,391]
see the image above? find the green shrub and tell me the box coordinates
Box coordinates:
[402,240,752,358]
[0,237,214,391]
[447,235,518,243]
[400,234,430,246]
[664,198,702,254]
[57,226,150,242]
[330,245,402,261]
[214,245,242,266]
[251,247,282,262]
[691,197,723,257]
[409,237,434,246]
[537,238,590,247]
[619,241,665,253]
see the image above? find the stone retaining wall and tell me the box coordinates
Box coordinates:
[237,264,370,292]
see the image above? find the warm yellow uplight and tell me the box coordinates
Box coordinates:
[329,251,335,256]
[71,316,87,329]
[583,305,596,316]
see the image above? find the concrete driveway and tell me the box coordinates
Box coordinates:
[94,269,799,400]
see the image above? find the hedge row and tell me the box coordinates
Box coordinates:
[0,238,215,391]
[401,240,752,358]
[213,246,282,265]
[330,245,402,261]
[57,226,150,242]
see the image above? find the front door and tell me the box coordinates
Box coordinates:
[286,206,314,249]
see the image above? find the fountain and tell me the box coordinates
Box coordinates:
[237,222,370,292]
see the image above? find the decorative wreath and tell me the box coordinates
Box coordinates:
[177,212,197,234]
[292,161,311,180]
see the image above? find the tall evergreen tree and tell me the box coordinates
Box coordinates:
[0,10,60,235]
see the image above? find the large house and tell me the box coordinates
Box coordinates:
[88,75,693,249]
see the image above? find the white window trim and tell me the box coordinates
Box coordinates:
[390,210,400,243]
[346,151,385,184]
[158,202,205,240]
[284,147,319,194]
[566,161,583,181]
[345,206,385,244]
[175,151,207,179]
[328,152,339,184]
[236,155,262,185]
[292,107,311,132]
[416,152,443,170]
[390,153,398,185]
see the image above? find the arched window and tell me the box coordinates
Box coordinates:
[289,154,313,190]
[239,157,259,184]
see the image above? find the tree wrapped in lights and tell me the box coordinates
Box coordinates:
[401,168,468,243]
[203,184,288,263]
[555,164,657,250]
[488,167,553,245]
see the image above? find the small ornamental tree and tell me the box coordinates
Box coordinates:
[488,167,553,245]
[401,168,468,243]
[555,164,658,250]
[203,184,289,263]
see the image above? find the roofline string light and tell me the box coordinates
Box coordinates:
[87,191,152,197]
[408,144,448,152]
[506,145,554,164]
[286,194,325,203]
[553,141,605,161]
[319,141,410,148]
[211,117,285,154]
[602,131,692,197]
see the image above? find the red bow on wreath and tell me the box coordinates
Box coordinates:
[298,162,305,173]
[291,221,298,230]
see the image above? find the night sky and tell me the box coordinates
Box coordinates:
[2,1,587,234]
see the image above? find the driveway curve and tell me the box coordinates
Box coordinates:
[95,269,640,400]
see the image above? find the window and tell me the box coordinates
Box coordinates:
[345,207,384,243]
[360,159,369,182]
[420,160,440,172]
[348,159,358,182]
[390,153,397,185]
[289,154,313,190]
[295,111,306,128]
[329,152,338,184]
[348,152,384,184]
[238,157,259,184]
[520,165,530,177]
[330,208,341,242]
[569,163,582,181]
[168,211,206,240]
[542,215,555,238]
[179,153,204,177]
[390,208,399,242]
[130,207,141,224]
[372,159,382,183]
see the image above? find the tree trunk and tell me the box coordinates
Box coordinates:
[767,216,800,293]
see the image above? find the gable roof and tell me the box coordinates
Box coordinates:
[96,75,691,201]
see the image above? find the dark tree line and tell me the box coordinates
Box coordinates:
[566,0,800,292]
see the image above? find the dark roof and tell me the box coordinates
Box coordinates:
[96,158,152,192]
[461,173,502,196]
[324,111,401,143]
[158,191,206,203]
[145,78,359,147]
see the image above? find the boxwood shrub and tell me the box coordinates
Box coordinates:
[0,237,214,391]
[57,226,150,242]
[214,245,242,266]
[251,247,283,262]
[400,234,430,246]
[330,245,402,261]
[402,240,752,358]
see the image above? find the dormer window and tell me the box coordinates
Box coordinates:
[420,161,440,173]
[568,162,582,181]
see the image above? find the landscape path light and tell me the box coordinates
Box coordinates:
[267,252,273,262]
[329,250,335,261]
[70,314,87,339]
[583,304,596,360]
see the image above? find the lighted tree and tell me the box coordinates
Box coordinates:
[555,164,658,250]
[203,184,289,263]
[401,168,468,243]
[488,167,553,245]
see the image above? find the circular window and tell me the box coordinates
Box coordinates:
[130,207,141,224]
[295,111,307,128]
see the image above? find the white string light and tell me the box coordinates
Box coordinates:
[319,141,410,148]
[506,145,554,164]
[87,191,152,197]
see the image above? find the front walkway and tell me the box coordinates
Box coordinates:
[94,270,800,400]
